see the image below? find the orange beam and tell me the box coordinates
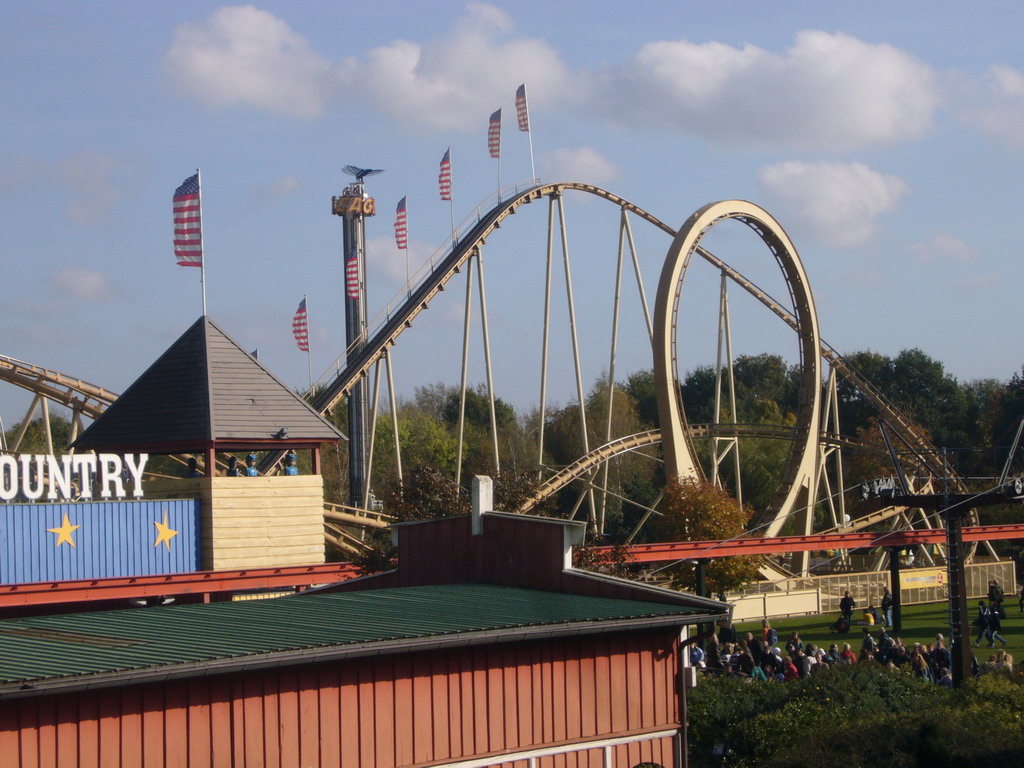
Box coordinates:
[603,524,1024,563]
[0,562,361,608]
[7,524,1024,609]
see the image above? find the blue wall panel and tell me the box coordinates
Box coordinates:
[0,500,201,584]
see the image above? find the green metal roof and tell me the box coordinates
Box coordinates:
[0,584,710,696]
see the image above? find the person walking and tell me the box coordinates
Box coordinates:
[989,579,1005,607]
[989,602,1008,647]
[974,601,992,647]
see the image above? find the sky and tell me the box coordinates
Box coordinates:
[4,1,1024,430]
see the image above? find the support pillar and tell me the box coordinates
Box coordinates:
[888,545,903,636]
[944,502,971,686]
[694,560,710,647]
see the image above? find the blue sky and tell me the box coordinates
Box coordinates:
[4,1,1024,428]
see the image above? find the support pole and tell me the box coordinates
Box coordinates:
[888,545,903,635]
[599,209,628,534]
[695,560,711,648]
[475,251,501,476]
[945,497,972,686]
[41,398,53,455]
[536,197,556,479]
[385,351,403,491]
[555,194,596,531]
[455,253,475,487]
[363,358,383,510]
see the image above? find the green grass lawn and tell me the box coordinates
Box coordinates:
[735,601,1024,661]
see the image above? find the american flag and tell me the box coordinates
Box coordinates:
[438,149,452,201]
[345,247,359,300]
[394,196,408,250]
[515,84,530,132]
[488,109,501,158]
[173,173,202,267]
[292,298,309,352]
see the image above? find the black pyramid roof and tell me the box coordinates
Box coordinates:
[74,316,342,453]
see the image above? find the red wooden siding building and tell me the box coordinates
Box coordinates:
[0,480,728,767]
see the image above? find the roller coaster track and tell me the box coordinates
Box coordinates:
[695,248,951,480]
[1,184,959,534]
[306,182,954,502]
[310,183,669,415]
[0,355,116,421]
[515,425,888,514]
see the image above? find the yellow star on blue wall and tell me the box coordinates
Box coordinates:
[47,513,80,548]
[153,510,178,551]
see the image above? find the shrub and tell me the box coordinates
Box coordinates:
[687,665,1024,767]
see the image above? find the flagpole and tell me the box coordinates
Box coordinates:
[521,86,536,182]
[489,109,502,201]
[527,123,536,183]
[197,168,207,316]
[449,148,456,244]
[305,294,313,393]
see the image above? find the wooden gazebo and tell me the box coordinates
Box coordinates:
[74,315,342,474]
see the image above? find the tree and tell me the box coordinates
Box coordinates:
[836,350,892,437]
[653,478,759,592]
[441,386,516,430]
[624,369,660,429]
[732,353,799,419]
[373,404,458,478]
[889,348,968,449]
[681,365,717,424]
[3,414,72,453]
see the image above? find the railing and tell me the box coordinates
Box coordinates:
[313,178,541,392]
[726,560,1016,621]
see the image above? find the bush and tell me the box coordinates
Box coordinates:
[687,665,1024,767]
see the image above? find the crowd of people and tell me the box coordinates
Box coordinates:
[690,579,1023,685]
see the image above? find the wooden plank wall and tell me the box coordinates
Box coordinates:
[146,477,325,570]
[0,630,682,768]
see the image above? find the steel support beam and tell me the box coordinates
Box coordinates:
[601,524,1024,562]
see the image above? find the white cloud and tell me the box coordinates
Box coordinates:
[596,31,939,151]
[908,233,977,265]
[163,4,570,131]
[161,9,944,155]
[365,235,438,290]
[541,147,619,185]
[965,65,1024,149]
[49,266,118,301]
[163,6,335,119]
[757,160,909,248]
[341,4,571,131]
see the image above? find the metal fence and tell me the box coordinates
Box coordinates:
[727,560,1016,621]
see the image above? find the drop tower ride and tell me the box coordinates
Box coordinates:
[331,167,380,508]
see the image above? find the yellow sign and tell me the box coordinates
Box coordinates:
[331,195,376,217]
[900,568,945,590]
